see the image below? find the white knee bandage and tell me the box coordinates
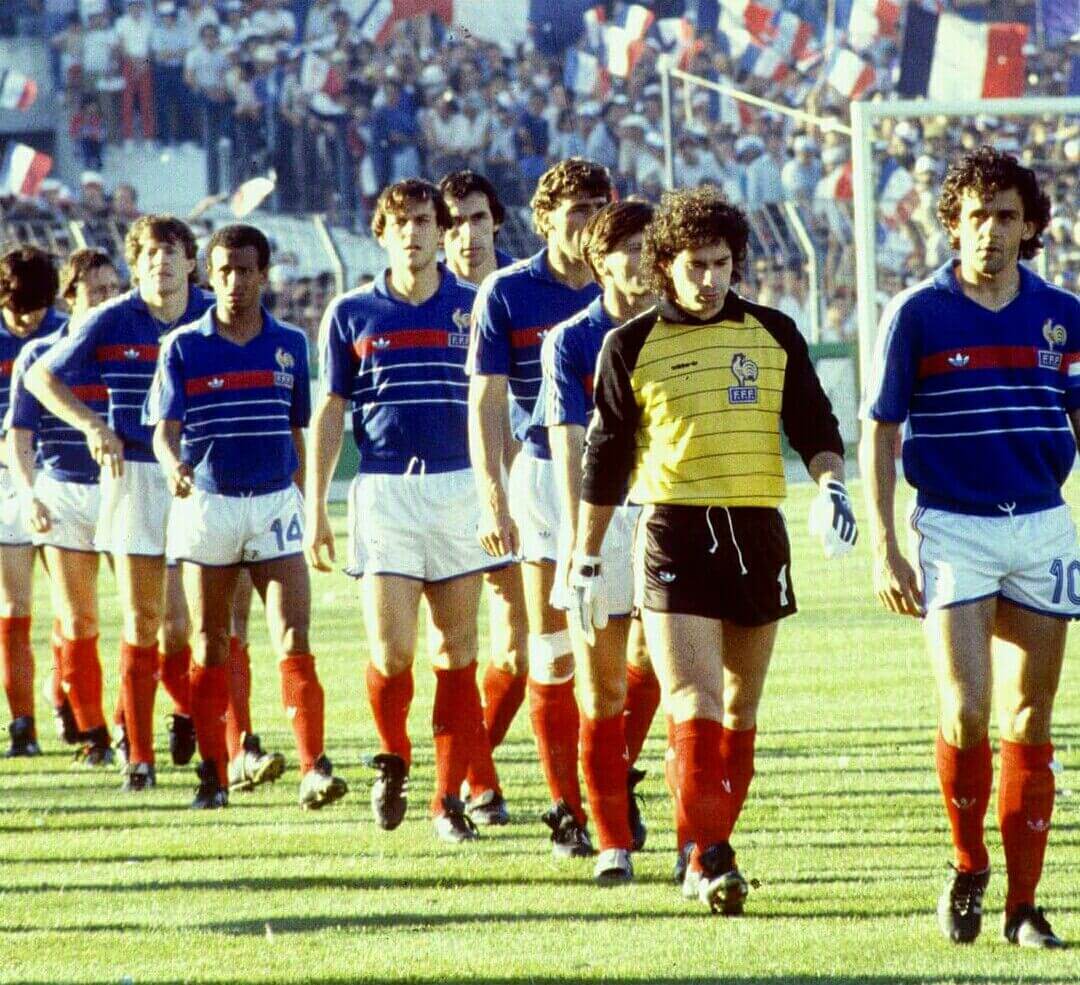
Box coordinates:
[527,630,574,685]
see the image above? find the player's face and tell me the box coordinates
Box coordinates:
[598,231,649,306]
[75,264,122,315]
[1,305,46,336]
[134,236,195,299]
[208,245,268,318]
[443,192,497,279]
[379,199,441,274]
[546,194,610,261]
[951,187,1035,278]
[667,241,733,320]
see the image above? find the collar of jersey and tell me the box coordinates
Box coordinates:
[130,285,207,329]
[374,263,451,305]
[586,296,614,332]
[933,259,1039,298]
[193,305,278,338]
[0,306,67,340]
[657,291,745,327]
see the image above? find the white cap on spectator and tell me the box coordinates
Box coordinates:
[80,171,104,187]
[419,65,447,89]
[821,144,847,167]
[643,83,661,98]
[158,1,176,13]
[686,122,708,139]
[645,132,664,150]
[734,135,764,156]
[793,135,816,153]
[495,91,516,110]
[914,154,937,175]
[618,114,648,132]
[578,101,601,117]
[893,120,919,144]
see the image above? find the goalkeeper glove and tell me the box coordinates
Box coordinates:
[568,553,608,646]
[808,480,858,559]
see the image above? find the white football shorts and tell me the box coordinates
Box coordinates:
[94,459,170,557]
[0,468,32,547]
[346,468,510,582]
[507,452,560,564]
[911,504,1080,618]
[550,504,639,617]
[33,472,99,553]
[168,485,305,567]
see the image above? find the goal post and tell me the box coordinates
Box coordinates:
[850,96,1080,394]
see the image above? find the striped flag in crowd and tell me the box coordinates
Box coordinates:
[0,69,38,112]
[0,143,53,197]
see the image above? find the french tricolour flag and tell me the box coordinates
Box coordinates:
[826,47,875,100]
[834,0,901,52]
[0,70,37,111]
[817,160,853,201]
[739,42,790,83]
[898,5,1028,99]
[654,17,698,70]
[0,143,53,197]
[878,158,919,229]
[761,10,816,64]
[718,0,780,43]
[603,4,656,78]
[564,48,608,97]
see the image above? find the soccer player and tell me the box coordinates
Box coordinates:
[538,200,662,885]
[861,148,1076,949]
[439,169,524,824]
[26,216,213,791]
[6,249,120,766]
[0,246,68,756]
[468,158,612,858]
[577,188,854,913]
[305,179,505,843]
[146,222,346,810]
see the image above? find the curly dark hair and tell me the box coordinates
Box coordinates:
[206,223,272,271]
[124,215,198,284]
[642,188,749,298]
[529,157,613,237]
[0,245,59,313]
[372,178,451,238]
[580,200,654,282]
[59,248,116,302]
[936,146,1051,260]
[439,170,506,228]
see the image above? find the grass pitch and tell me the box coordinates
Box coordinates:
[2,480,1078,985]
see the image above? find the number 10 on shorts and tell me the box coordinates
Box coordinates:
[1049,558,1080,606]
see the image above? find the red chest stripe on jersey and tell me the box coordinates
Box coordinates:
[582,374,594,397]
[918,345,1063,379]
[185,370,277,396]
[1064,352,1080,369]
[510,327,552,349]
[353,329,449,359]
[0,360,12,376]
[71,384,108,401]
[96,344,159,363]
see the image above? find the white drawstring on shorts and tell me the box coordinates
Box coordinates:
[405,456,427,476]
[709,506,748,575]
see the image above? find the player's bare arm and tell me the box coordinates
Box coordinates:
[860,420,922,618]
[547,422,584,572]
[5,427,50,534]
[25,361,124,477]
[303,391,345,572]
[575,501,616,559]
[291,427,306,496]
[151,418,192,498]
[468,372,518,557]
[1069,408,1080,451]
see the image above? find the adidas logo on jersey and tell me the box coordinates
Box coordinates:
[947,352,970,368]
[373,338,391,349]
[123,347,140,359]
[208,377,225,389]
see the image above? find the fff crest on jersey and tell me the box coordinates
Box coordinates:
[448,309,470,348]
[728,352,759,404]
[1039,318,1067,370]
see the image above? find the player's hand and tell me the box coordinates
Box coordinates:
[27,497,51,534]
[568,553,607,646]
[167,462,193,498]
[84,420,124,478]
[304,505,335,572]
[478,501,519,558]
[808,480,858,559]
[873,545,923,617]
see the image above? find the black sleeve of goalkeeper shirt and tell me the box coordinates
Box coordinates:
[747,298,845,470]
[581,309,654,506]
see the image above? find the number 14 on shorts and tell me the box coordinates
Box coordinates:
[271,514,303,553]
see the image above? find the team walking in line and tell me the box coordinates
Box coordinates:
[0,147,1074,945]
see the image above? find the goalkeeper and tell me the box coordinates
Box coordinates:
[574,188,855,915]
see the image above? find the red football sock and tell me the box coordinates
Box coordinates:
[936,732,992,873]
[366,663,413,768]
[528,678,584,823]
[159,644,191,717]
[482,664,527,750]
[431,663,486,813]
[281,654,325,774]
[50,618,65,708]
[623,664,660,765]
[464,671,502,797]
[60,636,106,732]
[665,714,691,850]
[119,642,158,764]
[225,636,252,760]
[580,713,632,851]
[999,739,1055,916]
[674,718,731,870]
[0,616,34,721]
[189,663,228,785]
[720,725,756,833]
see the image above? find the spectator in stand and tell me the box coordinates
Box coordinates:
[777,262,810,334]
[485,93,520,205]
[585,100,622,173]
[179,0,220,36]
[516,129,547,192]
[70,95,106,170]
[81,2,122,141]
[249,0,296,44]
[113,0,155,142]
[746,126,786,210]
[637,132,666,199]
[781,135,821,205]
[220,0,252,47]
[303,0,336,42]
[368,78,420,190]
[550,108,585,161]
[49,13,84,102]
[184,21,233,194]
[458,94,491,174]
[675,125,720,188]
[151,2,191,147]
[77,171,110,217]
[517,90,550,159]
[616,114,647,193]
[423,90,469,179]
[113,182,140,223]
